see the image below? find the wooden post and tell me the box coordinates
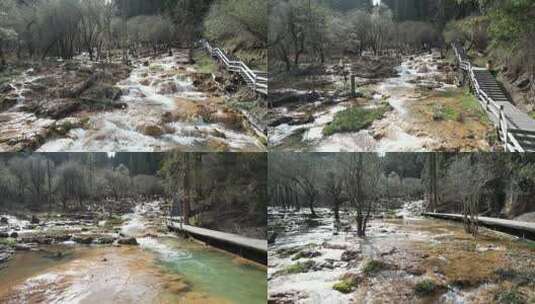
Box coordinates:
[500,105,508,151]
[351,75,356,97]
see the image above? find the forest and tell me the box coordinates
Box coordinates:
[0,0,266,65]
[268,153,535,303]
[0,0,268,153]
[269,153,535,231]
[0,152,267,237]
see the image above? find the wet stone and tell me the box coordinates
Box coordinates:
[341,249,361,262]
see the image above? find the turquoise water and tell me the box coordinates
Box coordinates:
[144,237,267,304]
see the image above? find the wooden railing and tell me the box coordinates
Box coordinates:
[202,40,268,95]
[452,42,531,152]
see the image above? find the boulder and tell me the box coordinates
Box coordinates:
[118,237,138,245]
[15,244,32,251]
[137,123,164,137]
[72,235,94,244]
[10,232,18,238]
[38,98,80,119]
[0,217,7,224]
[0,97,17,112]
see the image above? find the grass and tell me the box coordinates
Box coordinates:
[414,279,438,296]
[529,112,535,120]
[193,50,218,74]
[362,260,386,275]
[429,88,489,124]
[323,104,391,136]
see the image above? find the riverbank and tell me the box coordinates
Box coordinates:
[268,206,535,303]
[0,200,267,303]
[268,51,493,152]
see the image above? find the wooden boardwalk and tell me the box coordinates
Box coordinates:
[202,40,268,95]
[168,222,267,252]
[452,42,535,152]
[424,212,535,240]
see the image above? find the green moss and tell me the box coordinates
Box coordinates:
[362,260,386,274]
[282,260,316,274]
[323,104,391,136]
[529,112,535,120]
[495,288,525,304]
[414,279,437,296]
[0,238,17,246]
[333,279,356,293]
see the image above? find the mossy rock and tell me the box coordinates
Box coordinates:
[332,273,362,294]
[362,259,386,275]
[291,249,321,261]
[275,260,316,276]
[414,279,437,296]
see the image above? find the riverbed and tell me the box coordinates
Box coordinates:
[0,202,267,304]
[268,53,459,152]
[268,205,535,303]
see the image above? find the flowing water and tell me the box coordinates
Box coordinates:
[269,53,455,152]
[268,205,535,303]
[0,202,267,304]
[33,51,263,152]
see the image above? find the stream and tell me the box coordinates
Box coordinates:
[0,201,267,304]
[19,50,264,152]
[268,203,535,303]
[269,53,456,152]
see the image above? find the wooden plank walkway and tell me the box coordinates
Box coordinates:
[202,40,268,95]
[452,42,535,152]
[167,221,267,253]
[424,212,535,240]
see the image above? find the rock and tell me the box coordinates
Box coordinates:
[15,244,31,251]
[30,216,40,224]
[157,82,178,94]
[137,123,164,137]
[268,232,278,244]
[288,114,314,126]
[118,237,138,245]
[10,232,18,238]
[0,97,17,112]
[0,217,7,224]
[72,235,94,244]
[514,77,530,90]
[0,252,11,263]
[95,237,115,245]
[38,98,80,119]
[292,249,321,260]
[82,84,123,102]
[0,83,15,93]
[341,250,360,262]
[268,116,293,127]
[417,65,430,73]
